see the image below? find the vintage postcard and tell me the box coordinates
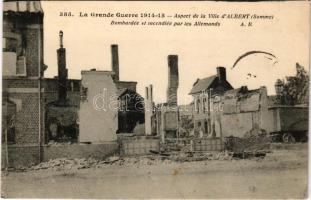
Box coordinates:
[1,0,309,199]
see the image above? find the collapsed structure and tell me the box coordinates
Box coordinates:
[188,68,308,141]
[1,0,144,168]
[189,67,233,136]
[2,0,308,168]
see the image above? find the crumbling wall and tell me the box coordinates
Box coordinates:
[79,71,118,143]
[221,112,254,137]
[215,87,270,138]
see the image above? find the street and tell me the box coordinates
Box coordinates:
[2,144,308,199]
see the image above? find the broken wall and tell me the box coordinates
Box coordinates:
[214,87,270,138]
[79,71,118,143]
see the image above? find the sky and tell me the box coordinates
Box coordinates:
[41,1,309,104]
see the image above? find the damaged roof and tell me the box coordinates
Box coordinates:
[3,1,43,13]
[189,75,217,94]
[223,86,249,98]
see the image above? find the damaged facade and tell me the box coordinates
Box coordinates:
[45,31,80,143]
[190,67,233,137]
[189,74,308,141]
[79,70,118,143]
[2,1,308,169]
[1,1,144,168]
[212,86,270,138]
[111,45,144,133]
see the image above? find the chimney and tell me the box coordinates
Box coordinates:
[149,84,153,102]
[57,30,68,104]
[217,67,226,84]
[167,55,179,106]
[145,84,153,135]
[111,44,119,82]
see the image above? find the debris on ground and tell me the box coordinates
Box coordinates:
[7,149,271,172]
[30,157,100,171]
[231,150,270,159]
[225,129,271,152]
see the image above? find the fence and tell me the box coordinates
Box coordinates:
[120,137,160,156]
[119,136,224,156]
[164,137,224,152]
[193,138,224,151]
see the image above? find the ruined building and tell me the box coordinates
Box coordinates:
[2,1,82,167]
[211,86,269,138]
[189,65,308,141]
[110,44,145,133]
[3,1,45,148]
[44,31,80,143]
[190,67,233,136]
[150,55,180,141]
[79,70,118,143]
[213,86,308,141]
[2,1,143,168]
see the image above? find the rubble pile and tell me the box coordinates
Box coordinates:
[30,157,101,170]
[26,156,174,171]
[112,157,174,166]
[225,129,271,152]
[9,150,269,172]
[169,151,233,162]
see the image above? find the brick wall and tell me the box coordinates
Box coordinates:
[43,79,81,93]
[43,78,81,106]
[4,78,39,88]
[44,92,80,107]
[1,144,40,169]
[24,27,42,77]
[3,78,80,146]
[8,92,41,144]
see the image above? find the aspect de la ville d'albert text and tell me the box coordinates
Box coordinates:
[1,0,309,199]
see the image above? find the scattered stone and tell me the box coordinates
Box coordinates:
[11,150,269,172]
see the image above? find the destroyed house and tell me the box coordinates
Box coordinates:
[190,67,233,136]
[1,0,144,168]
[110,44,145,133]
[218,86,269,138]
[211,85,308,142]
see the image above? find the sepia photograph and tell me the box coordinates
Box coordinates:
[1,0,309,199]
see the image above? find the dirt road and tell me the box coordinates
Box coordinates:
[1,145,308,199]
